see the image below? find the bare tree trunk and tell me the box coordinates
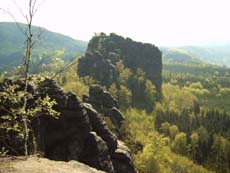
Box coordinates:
[22,0,35,156]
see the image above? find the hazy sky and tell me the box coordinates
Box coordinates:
[1,0,230,46]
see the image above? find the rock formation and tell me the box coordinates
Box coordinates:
[84,85,125,130]
[0,78,135,173]
[78,33,162,91]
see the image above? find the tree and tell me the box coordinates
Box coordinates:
[117,85,132,110]
[0,79,60,155]
[19,0,41,156]
[171,132,188,156]
[160,122,170,136]
[169,125,179,140]
[0,0,60,156]
[190,132,199,162]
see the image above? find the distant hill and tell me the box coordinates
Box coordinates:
[0,22,87,72]
[161,48,203,64]
[161,45,230,66]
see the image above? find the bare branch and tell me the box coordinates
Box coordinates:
[2,8,27,36]
[12,0,26,19]
[31,0,37,15]
[51,58,78,79]
[31,28,45,47]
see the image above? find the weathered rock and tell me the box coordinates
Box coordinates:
[102,91,118,109]
[0,78,135,173]
[37,105,92,161]
[66,92,83,110]
[78,51,119,87]
[83,103,118,153]
[106,107,125,128]
[38,78,67,110]
[112,141,136,173]
[0,156,107,173]
[88,84,118,112]
[86,85,123,130]
[80,132,114,173]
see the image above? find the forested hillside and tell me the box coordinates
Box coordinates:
[0,22,87,72]
[159,55,230,173]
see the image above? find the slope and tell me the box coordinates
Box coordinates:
[0,22,87,71]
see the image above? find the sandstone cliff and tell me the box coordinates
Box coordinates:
[78,33,162,91]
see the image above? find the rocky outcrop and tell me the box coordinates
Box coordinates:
[78,33,162,91]
[78,51,119,87]
[86,84,118,112]
[84,85,125,130]
[0,156,106,173]
[0,78,135,173]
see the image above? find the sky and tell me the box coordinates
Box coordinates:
[0,0,230,46]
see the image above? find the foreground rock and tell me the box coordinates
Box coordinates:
[0,156,106,173]
[0,78,135,173]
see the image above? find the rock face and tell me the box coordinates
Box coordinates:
[0,78,135,173]
[78,33,162,91]
[86,84,118,112]
[78,51,119,87]
[0,156,107,173]
[84,85,125,130]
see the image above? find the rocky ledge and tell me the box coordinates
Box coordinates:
[0,156,106,173]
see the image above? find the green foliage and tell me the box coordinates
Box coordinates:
[117,85,132,111]
[121,107,213,173]
[163,61,230,111]
[121,108,155,147]
[116,60,132,86]
[169,125,179,140]
[0,81,60,155]
[189,132,199,161]
[155,80,230,172]
[106,61,158,111]
[210,134,230,173]
[156,83,197,113]
[55,60,90,98]
[171,132,188,156]
[134,133,169,173]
